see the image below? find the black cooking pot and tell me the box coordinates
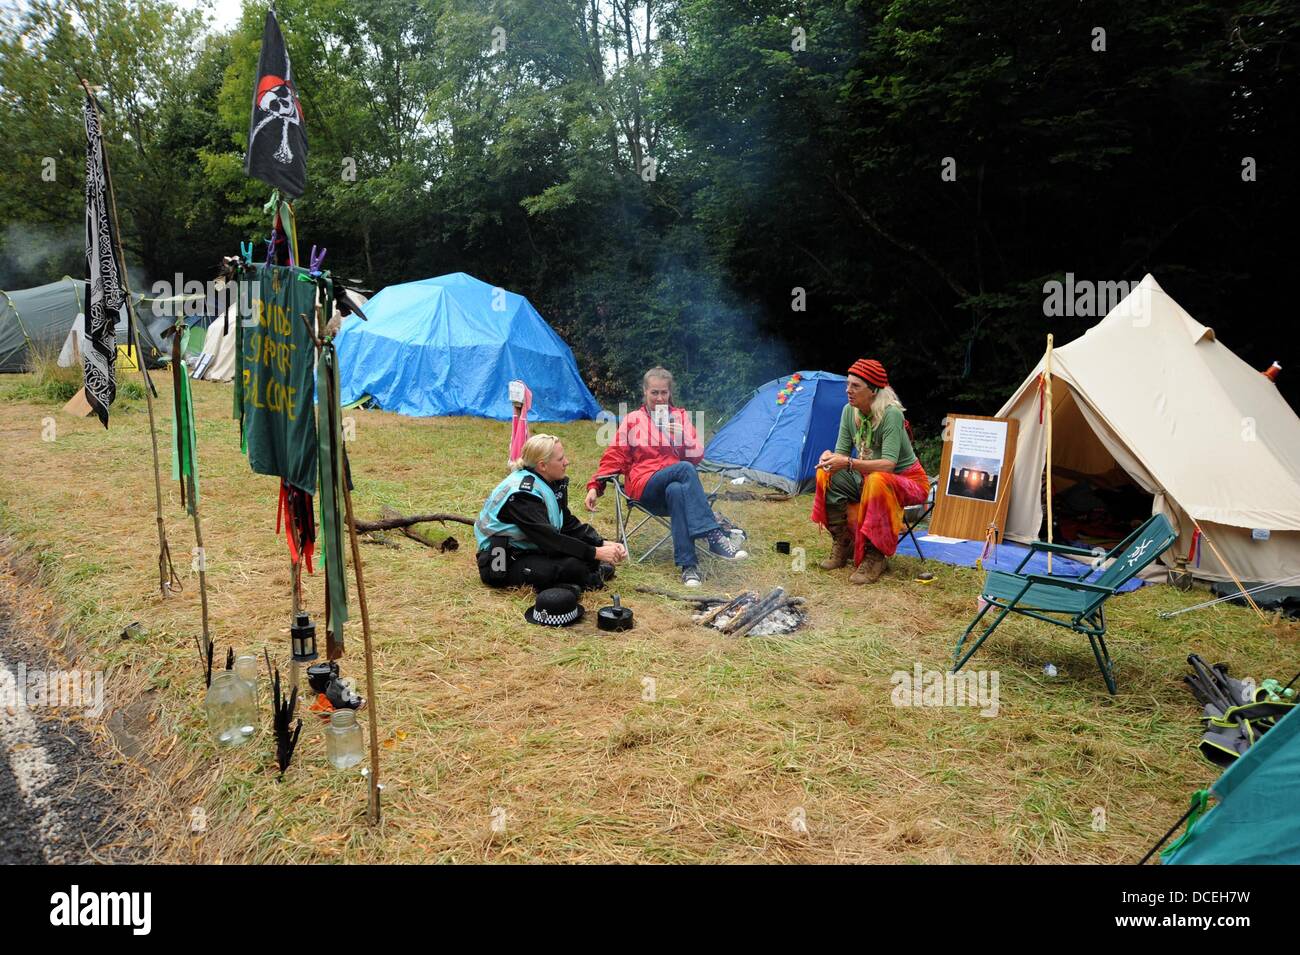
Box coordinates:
[306,661,339,693]
[597,594,634,632]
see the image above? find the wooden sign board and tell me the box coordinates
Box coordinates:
[928,413,1019,542]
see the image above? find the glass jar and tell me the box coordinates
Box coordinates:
[325,709,364,769]
[205,670,258,747]
[233,655,259,707]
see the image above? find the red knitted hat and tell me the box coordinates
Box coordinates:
[847,358,888,389]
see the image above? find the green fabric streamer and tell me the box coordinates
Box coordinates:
[237,264,317,493]
[170,326,200,514]
[316,285,349,655]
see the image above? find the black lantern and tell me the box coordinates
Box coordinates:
[290,611,318,662]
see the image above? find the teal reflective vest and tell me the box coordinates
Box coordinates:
[474,469,564,552]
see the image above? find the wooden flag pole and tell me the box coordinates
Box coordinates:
[79,77,180,600]
[315,293,381,824]
[171,329,213,661]
[1044,334,1055,574]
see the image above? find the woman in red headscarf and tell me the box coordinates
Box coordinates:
[811,359,929,584]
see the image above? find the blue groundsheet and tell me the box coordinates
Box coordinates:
[895,534,1146,592]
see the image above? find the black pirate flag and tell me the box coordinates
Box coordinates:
[245,9,306,198]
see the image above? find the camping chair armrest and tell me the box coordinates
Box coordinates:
[1014,539,1097,574]
[594,474,624,492]
[1023,574,1115,595]
[1024,540,1097,558]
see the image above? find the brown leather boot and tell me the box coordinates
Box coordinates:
[819,520,853,570]
[849,544,887,584]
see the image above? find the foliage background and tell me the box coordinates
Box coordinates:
[2,0,1297,421]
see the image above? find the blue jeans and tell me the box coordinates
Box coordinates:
[637,462,719,568]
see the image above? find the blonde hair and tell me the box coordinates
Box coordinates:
[642,367,674,390]
[868,385,904,429]
[511,433,561,472]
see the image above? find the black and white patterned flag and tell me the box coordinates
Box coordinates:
[82,93,125,428]
[245,9,307,198]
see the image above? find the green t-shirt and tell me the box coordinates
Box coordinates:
[833,402,916,472]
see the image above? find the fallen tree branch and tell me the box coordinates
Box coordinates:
[382,505,440,548]
[355,511,474,532]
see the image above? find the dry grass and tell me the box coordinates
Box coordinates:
[0,366,1296,864]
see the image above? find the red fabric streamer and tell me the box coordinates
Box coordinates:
[277,480,316,573]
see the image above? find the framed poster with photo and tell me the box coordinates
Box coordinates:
[928,414,1019,541]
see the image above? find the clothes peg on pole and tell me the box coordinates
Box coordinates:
[240,240,254,264]
[309,245,327,275]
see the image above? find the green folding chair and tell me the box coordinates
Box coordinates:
[952,513,1178,693]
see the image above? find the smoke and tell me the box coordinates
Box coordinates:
[0,221,146,292]
[0,222,84,289]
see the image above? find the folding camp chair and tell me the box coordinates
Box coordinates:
[898,478,938,561]
[952,513,1178,693]
[840,477,937,562]
[595,473,733,565]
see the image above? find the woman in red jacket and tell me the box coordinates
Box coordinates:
[586,367,746,588]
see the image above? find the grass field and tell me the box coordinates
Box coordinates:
[1,366,1296,863]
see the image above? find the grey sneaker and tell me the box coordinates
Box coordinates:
[681,566,703,588]
[705,528,748,560]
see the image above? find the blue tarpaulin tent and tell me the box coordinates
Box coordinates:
[702,371,847,493]
[335,272,602,422]
[1164,703,1300,864]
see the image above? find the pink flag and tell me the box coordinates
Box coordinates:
[509,382,533,461]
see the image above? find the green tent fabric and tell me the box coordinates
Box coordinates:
[0,276,170,372]
[1164,702,1300,864]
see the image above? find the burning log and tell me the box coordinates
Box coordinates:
[694,590,758,627]
[722,587,786,636]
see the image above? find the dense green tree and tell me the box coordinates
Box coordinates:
[2,0,1295,418]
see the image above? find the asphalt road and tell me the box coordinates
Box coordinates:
[0,604,129,864]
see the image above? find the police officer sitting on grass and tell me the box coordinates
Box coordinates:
[475,434,627,591]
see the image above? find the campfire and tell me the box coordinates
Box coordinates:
[694,587,806,637]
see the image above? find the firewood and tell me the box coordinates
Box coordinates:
[695,590,757,627]
[634,585,731,604]
[722,587,786,635]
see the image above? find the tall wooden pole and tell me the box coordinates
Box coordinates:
[172,331,213,661]
[80,78,178,599]
[1044,334,1055,574]
[341,454,382,824]
[316,294,381,824]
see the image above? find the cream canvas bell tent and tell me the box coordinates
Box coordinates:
[998,274,1300,583]
[194,296,238,382]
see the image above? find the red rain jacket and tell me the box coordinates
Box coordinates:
[588,405,705,501]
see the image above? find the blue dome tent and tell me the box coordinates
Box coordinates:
[702,371,848,494]
[335,272,602,422]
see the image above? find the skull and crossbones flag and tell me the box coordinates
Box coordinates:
[82,92,126,428]
[245,9,306,198]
